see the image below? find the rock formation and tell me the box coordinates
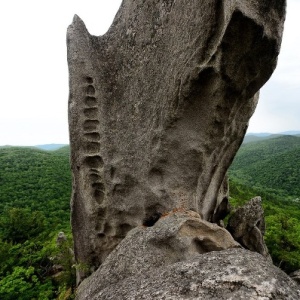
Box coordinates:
[290,270,300,285]
[76,210,240,298]
[56,231,67,245]
[227,196,270,259]
[67,0,286,282]
[76,214,299,299]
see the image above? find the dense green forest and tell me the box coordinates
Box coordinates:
[230,135,300,199]
[0,135,300,298]
[229,135,300,273]
[0,146,71,217]
[0,146,74,299]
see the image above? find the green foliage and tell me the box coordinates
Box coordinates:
[0,266,53,300]
[229,135,300,272]
[230,135,300,199]
[0,236,55,299]
[52,234,76,294]
[0,208,46,243]
[0,146,71,228]
[0,230,75,299]
[0,146,74,299]
[2,136,300,297]
[229,178,300,273]
[265,214,300,273]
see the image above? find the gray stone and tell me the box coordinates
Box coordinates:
[67,0,286,280]
[227,196,270,259]
[290,270,300,284]
[76,210,240,298]
[56,231,67,246]
[76,239,299,299]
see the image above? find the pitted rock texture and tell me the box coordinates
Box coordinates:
[76,211,242,299]
[227,196,270,259]
[76,247,300,299]
[67,0,286,280]
[76,210,240,298]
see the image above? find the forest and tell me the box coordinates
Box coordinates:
[0,146,74,299]
[229,135,300,273]
[230,135,300,199]
[0,135,300,299]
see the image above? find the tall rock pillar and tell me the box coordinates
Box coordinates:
[67,0,286,282]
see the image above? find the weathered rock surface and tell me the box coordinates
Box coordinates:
[67,0,286,280]
[227,196,270,259]
[76,218,299,299]
[56,231,67,245]
[76,210,240,298]
[290,270,300,285]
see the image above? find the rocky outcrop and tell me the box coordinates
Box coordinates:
[56,231,67,245]
[211,174,230,226]
[67,0,286,281]
[76,210,240,298]
[290,270,300,285]
[76,212,299,299]
[77,252,300,299]
[227,196,270,259]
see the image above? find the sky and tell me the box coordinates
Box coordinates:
[0,0,299,146]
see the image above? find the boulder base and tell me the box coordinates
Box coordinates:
[76,210,240,298]
[227,196,270,259]
[76,213,299,299]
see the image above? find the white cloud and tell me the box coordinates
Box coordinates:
[0,0,122,145]
[0,0,298,144]
[248,0,300,133]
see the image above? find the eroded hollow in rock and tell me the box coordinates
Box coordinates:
[142,213,162,227]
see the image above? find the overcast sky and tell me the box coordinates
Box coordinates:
[0,0,299,146]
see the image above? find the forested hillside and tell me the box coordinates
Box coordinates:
[229,178,300,273]
[230,135,300,199]
[1,138,300,299]
[243,134,282,144]
[0,146,71,223]
[229,135,300,273]
[0,146,73,299]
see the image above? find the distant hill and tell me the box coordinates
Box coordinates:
[244,131,300,144]
[280,130,300,135]
[0,144,68,151]
[243,134,282,144]
[53,145,70,155]
[0,146,71,225]
[34,144,68,151]
[246,132,274,137]
[230,135,300,199]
